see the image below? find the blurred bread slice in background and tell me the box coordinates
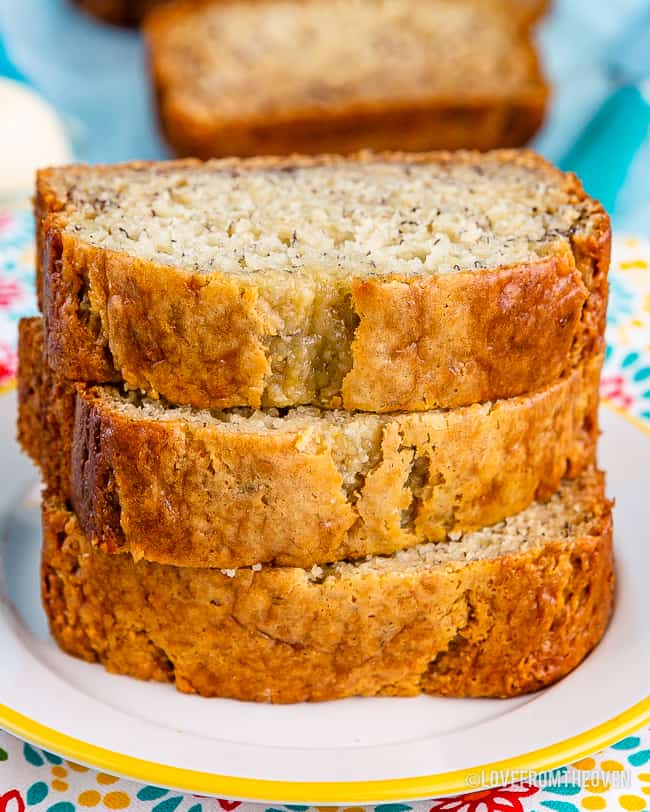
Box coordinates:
[144,0,549,158]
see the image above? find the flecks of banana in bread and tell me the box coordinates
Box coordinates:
[59,160,585,277]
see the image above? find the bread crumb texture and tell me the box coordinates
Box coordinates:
[58,158,581,276]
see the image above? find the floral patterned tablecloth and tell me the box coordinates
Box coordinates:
[1,207,649,811]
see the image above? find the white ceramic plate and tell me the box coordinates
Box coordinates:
[0,389,648,804]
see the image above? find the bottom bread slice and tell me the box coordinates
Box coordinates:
[42,468,613,703]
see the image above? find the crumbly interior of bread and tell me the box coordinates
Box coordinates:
[343,474,599,575]
[109,387,385,496]
[217,472,599,579]
[152,0,538,117]
[60,158,582,278]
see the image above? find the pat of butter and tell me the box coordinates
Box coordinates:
[0,78,72,204]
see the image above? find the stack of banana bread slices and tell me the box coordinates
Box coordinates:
[18,150,614,703]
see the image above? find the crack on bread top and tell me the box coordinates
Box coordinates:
[399,450,432,532]
[56,156,586,278]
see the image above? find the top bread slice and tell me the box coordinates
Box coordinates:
[145,0,548,157]
[37,150,610,412]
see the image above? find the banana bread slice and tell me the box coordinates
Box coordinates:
[20,317,600,568]
[42,468,613,702]
[145,0,548,157]
[37,150,610,413]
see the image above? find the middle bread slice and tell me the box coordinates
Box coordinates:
[19,317,600,569]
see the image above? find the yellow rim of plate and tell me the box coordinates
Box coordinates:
[0,387,648,801]
[0,379,16,397]
[0,698,648,802]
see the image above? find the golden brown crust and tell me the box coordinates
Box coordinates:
[20,317,602,568]
[41,470,614,702]
[17,318,44,467]
[37,150,611,413]
[17,318,76,497]
[144,1,548,158]
[155,89,548,160]
[345,251,587,410]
